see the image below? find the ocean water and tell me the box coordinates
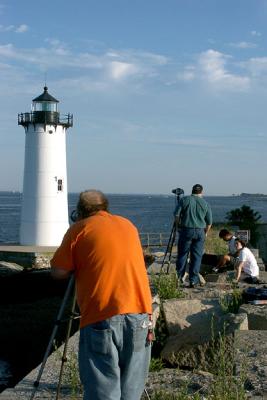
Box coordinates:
[0,360,11,387]
[0,191,267,244]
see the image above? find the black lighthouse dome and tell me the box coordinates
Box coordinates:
[18,87,73,128]
[32,86,59,112]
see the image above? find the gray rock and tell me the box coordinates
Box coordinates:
[161,298,248,369]
[239,303,267,330]
[0,261,24,276]
[152,294,160,328]
[235,330,267,398]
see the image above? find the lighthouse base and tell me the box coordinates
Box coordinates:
[0,245,57,269]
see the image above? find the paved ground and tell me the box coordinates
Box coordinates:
[0,245,57,253]
[1,332,81,399]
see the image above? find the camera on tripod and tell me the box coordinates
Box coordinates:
[171,188,184,196]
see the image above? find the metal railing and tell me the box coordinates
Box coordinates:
[139,232,171,248]
[18,112,73,128]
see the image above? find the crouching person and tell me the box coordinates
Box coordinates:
[234,238,260,284]
[212,229,237,273]
[51,190,152,400]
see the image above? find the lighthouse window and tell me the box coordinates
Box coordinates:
[33,102,57,112]
[58,179,63,191]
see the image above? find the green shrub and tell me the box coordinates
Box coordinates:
[149,357,165,372]
[62,349,83,398]
[220,287,243,314]
[55,345,83,398]
[151,273,185,300]
[210,330,247,400]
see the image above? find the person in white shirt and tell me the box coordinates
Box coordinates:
[213,229,237,273]
[235,238,260,283]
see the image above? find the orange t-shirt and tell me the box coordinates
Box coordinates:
[51,211,152,328]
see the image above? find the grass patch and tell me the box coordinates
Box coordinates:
[204,226,229,255]
[148,390,202,399]
[220,287,243,314]
[209,329,247,400]
[151,272,185,301]
[149,357,165,372]
[55,345,83,398]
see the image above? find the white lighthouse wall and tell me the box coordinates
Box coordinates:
[20,124,69,246]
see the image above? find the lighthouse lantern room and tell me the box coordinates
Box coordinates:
[18,87,73,246]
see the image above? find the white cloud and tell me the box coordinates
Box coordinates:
[108,61,138,80]
[245,57,267,77]
[0,43,17,56]
[44,38,70,56]
[229,41,257,49]
[0,43,103,70]
[106,51,120,58]
[145,137,222,149]
[0,24,15,32]
[0,24,28,33]
[177,65,195,81]
[15,24,28,33]
[106,49,168,65]
[251,30,261,37]
[198,49,250,90]
[0,42,168,87]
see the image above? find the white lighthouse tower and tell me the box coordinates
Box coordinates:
[18,86,73,246]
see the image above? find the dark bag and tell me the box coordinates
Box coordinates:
[243,286,267,302]
[201,253,218,266]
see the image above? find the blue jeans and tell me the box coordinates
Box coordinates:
[176,227,205,284]
[79,313,151,400]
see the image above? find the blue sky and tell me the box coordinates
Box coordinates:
[1,0,267,195]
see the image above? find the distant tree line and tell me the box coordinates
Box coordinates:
[226,204,261,246]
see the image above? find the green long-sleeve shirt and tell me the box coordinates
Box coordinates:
[176,195,212,229]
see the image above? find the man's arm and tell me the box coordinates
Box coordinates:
[51,267,72,280]
[204,224,212,236]
[204,204,212,236]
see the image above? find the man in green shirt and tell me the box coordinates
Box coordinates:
[175,184,212,287]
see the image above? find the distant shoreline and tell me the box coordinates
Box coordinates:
[1,191,267,197]
[238,193,267,198]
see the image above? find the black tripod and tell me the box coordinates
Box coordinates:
[30,274,80,400]
[160,188,184,274]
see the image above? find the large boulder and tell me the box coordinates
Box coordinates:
[161,298,248,369]
[239,303,267,330]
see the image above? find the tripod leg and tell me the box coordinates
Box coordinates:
[30,274,75,400]
[56,290,77,399]
[160,221,176,273]
[166,227,177,274]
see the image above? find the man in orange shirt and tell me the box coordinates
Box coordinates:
[51,190,152,400]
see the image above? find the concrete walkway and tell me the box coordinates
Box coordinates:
[0,245,57,253]
[1,332,81,400]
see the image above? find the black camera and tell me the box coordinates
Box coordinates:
[70,210,78,223]
[171,188,184,196]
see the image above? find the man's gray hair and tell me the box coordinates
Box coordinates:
[77,190,109,218]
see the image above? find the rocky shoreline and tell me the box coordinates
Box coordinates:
[1,250,267,399]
